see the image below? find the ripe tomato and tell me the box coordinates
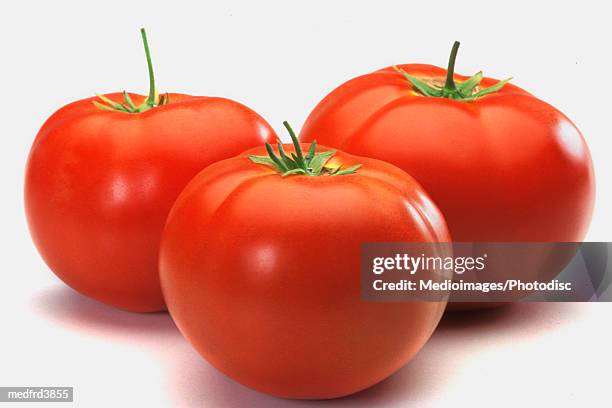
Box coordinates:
[300,44,595,241]
[300,43,595,310]
[24,29,274,312]
[159,123,450,399]
[301,42,594,242]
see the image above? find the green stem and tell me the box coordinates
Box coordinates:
[394,41,511,101]
[93,28,169,113]
[140,28,156,106]
[444,41,460,91]
[248,122,362,177]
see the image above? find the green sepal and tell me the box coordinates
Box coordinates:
[464,77,512,100]
[277,142,297,170]
[92,100,117,112]
[96,94,129,112]
[394,66,442,97]
[247,155,277,167]
[308,150,335,174]
[123,91,137,110]
[332,164,362,176]
[282,168,307,177]
[265,143,289,172]
[456,71,483,97]
[394,41,512,101]
[305,141,317,162]
[247,122,362,177]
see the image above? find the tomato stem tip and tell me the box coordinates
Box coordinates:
[92,28,170,113]
[395,41,512,101]
[443,41,460,91]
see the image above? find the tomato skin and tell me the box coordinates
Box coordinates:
[300,65,594,243]
[160,145,450,399]
[25,93,274,312]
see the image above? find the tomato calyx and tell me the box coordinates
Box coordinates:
[93,28,170,114]
[248,122,362,177]
[393,41,512,101]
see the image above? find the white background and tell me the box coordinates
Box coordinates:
[1,0,611,407]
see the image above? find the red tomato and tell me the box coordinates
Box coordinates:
[159,125,450,399]
[301,42,594,242]
[25,30,274,312]
[300,43,595,310]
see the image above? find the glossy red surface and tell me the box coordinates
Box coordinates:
[160,145,450,398]
[25,93,275,311]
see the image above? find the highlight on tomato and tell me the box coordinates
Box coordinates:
[24,29,275,312]
[159,122,451,399]
[300,42,595,310]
